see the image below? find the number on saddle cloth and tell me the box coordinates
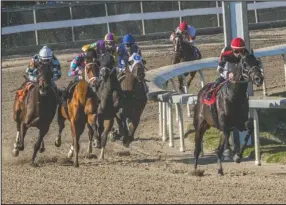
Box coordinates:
[128,53,143,72]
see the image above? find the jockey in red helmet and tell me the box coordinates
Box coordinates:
[205,37,250,100]
[170,21,201,59]
[170,21,197,45]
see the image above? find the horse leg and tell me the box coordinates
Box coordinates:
[234,119,254,163]
[86,113,98,158]
[12,120,21,157]
[99,119,114,160]
[194,120,209,171]
[39,140,45,153]
[31,126,49,167]
[178,75,185,93]
[186,71,197,90]
[69,118,82,167]
[216,130,230,176]
[17,122,27,151]
[55,106,65,147]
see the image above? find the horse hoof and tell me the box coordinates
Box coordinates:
[74,162,79,168]
[233,154,241,163]
[55,139,61,147]
[31,162,39,167]
[18,145,24,151]
[39,147,45,153]
[218,170,224,176]
[67,151,73,159]
[92,140,101,149]
[12,148,19,157]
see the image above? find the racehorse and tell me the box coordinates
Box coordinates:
[12,62,57,166]
[192,52,264,175]
[95,53,127,160]
[55,48,100,167]
[111,53,148,147]
[168,32,202,93]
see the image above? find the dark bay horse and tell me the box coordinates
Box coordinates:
[55,49,100,167]
[112,53,148,147]
[12,62,57,166]
[192,52,264,175]
[168,32,202,93]
[95,53,126,160]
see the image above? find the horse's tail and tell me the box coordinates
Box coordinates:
[193,86,206,131]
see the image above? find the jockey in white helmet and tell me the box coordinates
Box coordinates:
[25,45,62,100]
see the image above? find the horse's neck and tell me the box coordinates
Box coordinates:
[225,81,248,101]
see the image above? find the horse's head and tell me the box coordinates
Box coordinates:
[173,32,183,54]
[37,62,53,96]
[98,53,117,82]
[84,48,100,92]
[127,53,146,82]
[239,52,264,86]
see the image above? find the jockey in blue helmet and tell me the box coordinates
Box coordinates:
[117,34,142,72]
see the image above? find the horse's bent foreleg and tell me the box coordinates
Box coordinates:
[55,106,65,147]
[234,119,254,163]
[177,75,186,93]
[31,126,49,167]
[99,119,114,160]
[186,71,197,90]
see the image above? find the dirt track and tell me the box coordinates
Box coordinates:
[2,28,286,204]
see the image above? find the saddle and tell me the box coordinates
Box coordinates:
[202,82,226,106]
[201,82,227,129]
[16,82,34,103]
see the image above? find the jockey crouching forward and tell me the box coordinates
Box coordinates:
[117,34,142,73]
[64,48,99,100]
[205,37,250,100]
[22,46,62,102]
[170,21,201,59]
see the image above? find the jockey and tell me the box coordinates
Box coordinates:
[83,39,106,56]
[205,37,250,100]
[170,21,197,45]
[25,45,62,99]
[117,34,142,72]
[104,32,118,66]
[170,21,201,59]
[64,48,98,100]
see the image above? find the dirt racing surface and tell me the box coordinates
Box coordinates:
[2,28,286,204]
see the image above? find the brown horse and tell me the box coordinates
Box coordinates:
[12,62,57,166]
[169,32,202,93]
[95,53,126,160]
[112,53,148,147]
[192,52,264,175]
[55,48,100,167]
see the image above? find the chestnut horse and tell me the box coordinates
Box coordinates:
[12,62,57,166]
[55,49,100,167]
